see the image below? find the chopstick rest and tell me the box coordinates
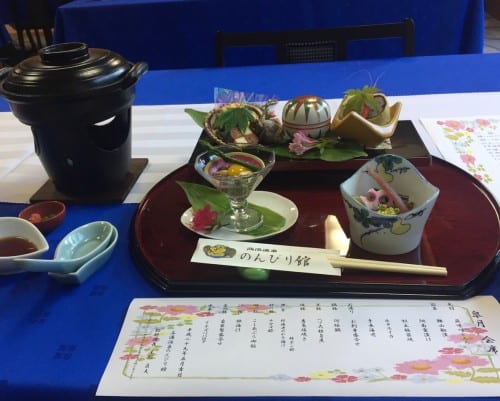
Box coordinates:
[324,215,350,256]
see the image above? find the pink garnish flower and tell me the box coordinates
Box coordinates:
[288,131,319,155]
[191,204,218,232]
[359,188,393,210]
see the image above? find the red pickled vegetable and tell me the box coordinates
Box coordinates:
[366,167,409,213]
[28,213,43,223]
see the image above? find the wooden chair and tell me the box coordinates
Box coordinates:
[215,18,415,67]
[7,0,57,54]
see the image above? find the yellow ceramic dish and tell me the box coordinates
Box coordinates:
[331,101,402,148]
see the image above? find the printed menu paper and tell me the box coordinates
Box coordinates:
[97,296,500,397]
[420,116,500,204]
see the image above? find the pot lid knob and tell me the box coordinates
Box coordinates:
[40,42,90,65]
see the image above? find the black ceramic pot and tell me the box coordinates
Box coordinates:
[0,42,148,196]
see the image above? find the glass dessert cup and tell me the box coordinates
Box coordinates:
[194,144,275,233]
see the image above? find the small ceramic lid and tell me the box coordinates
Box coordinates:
[0,42,148,101]
[282,95,331,138]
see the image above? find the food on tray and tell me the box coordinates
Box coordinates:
[205,152,265,178]
[331,85,402,148]
[355,167,413,215]
[356,188,413,215]
[28,213,56,223]
[204,102,287,146]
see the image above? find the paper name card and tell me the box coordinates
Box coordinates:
[191,238,341,276]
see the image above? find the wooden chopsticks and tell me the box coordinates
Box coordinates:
[324,215,447,276]
[327,254,448,276]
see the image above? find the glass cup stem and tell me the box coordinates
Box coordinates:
[222,198,263,232]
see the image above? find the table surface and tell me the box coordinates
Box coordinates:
[54,0,485,69]
[0,54,499,400]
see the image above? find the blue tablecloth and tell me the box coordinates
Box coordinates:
[53,0,485,69]
[132,54,500,106]
[0,54,499,400]
[2,53,500,111]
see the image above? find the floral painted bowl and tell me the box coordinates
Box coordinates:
[340,154,439,255]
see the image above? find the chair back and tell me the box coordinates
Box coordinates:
[215,18,415,67]
[7,0,56,54]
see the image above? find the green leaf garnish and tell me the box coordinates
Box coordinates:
[343,85,380,114]
[178,181,228,213]
[184,108,207,128]
[213,106,256,134]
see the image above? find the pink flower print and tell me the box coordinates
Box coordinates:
[126,336,158,346]
[441,120,465,131]
[195,311,215,317]
[463,327,488,335]
[237,304,269,312]
[395,358,449,375]
[447,333,483,344]
[140,305,158,311]
[120,353,139,360]
[294,376,312,382]
[156,305,199,315]
[439,347,464,354]
[460,154,476,166]
[437,354,489,370]
[288,130,318,155]
[332,374,358,383]
[475,118,490,127]
[473,173,483,181]
[390,374,407,380]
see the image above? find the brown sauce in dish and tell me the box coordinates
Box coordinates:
[0,236,38,257]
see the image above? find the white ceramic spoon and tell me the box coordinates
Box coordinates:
[15,221,115,274]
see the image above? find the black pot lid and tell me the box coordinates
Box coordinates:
[0,42,148,101]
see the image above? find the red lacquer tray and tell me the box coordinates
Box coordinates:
[130,158,500,299]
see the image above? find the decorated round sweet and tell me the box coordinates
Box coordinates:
[282,95,331,139]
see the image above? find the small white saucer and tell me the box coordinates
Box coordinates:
[181,191,298,241]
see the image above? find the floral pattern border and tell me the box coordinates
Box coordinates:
[434,118,498,184]
[119,302,500,385]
